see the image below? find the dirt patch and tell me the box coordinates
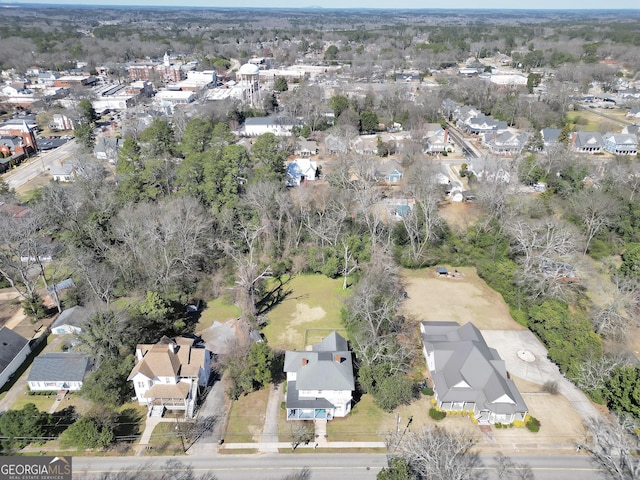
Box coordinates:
[439,202,482,233]
[0,290,21,329]
[290,303,326,325]
[401,267,526,331]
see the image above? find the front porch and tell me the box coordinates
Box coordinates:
[144,381,197,418]
[287,408,334,420]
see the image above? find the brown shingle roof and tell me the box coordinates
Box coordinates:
[128,336,205,381]
[145,382,190,400]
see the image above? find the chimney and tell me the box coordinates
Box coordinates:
[335,355,342,363]
[302,358,308,366]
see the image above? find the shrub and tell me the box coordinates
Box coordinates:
[512,419,526,428]
[421,387,434,396]
[542,380,559,395]
[587,389,606,405]
[429,407,446,420]
[526,416,541,432]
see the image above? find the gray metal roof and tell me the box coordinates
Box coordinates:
[0,327,29,373]
[284,331,354,391]
[27,353,89,383]
[285,381,336,409]
[421,321,527,415]
[311,331,348,352]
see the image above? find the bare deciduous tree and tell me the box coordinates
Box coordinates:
[388,425,481,480]
[569,189,620,255]
[112,196,212,290]
[288,421,314,450]
[590,275,640,341]
[576,354,628,393]
[581,415,640,480]
[0,207,55,303]
[400,162,446,264]
[506,219,578,274]
[218,209,271,331]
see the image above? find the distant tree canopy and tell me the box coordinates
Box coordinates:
[274,76,289,92]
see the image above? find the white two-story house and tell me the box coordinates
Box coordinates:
[283,332,354,421]
[128,336,212,418]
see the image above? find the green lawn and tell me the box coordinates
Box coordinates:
[147,421,186,455]
[195,297,241,334]
[326,394,395,442]
[262,274,349,350]
[11,387,55,412]
[566,109,630,132]
[224,388,270,443]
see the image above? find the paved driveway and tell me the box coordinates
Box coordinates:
[188,319,238,455]
[481,330,601,425]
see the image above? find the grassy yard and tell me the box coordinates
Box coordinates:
[147,421,186,455]
[566,108,630,132]
[11,387,55,412]
[195,297,241,334]
[224,388,270,443]
[326,394,393,442]
[262,274,349,350]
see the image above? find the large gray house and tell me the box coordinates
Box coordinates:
[283,331,354,421]
[420,321,528,425]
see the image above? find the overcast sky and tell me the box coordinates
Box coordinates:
[2,0,639,9]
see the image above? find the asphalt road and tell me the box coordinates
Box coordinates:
[3,139,77,189]
[70,453,603,480]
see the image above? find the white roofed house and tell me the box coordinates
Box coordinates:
[128,336,212,418]
[283,332,354,421]
[420,321,528,425]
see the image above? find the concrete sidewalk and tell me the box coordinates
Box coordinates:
[222,441,387,451]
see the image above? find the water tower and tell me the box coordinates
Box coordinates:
[238,63,260,108]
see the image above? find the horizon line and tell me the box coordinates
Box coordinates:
[1,2,640,10]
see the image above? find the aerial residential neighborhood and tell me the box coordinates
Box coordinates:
[0,3,639,480]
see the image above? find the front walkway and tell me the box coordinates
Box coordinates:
[134,416,175,456]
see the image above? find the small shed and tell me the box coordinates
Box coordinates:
[437,267,448,276]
